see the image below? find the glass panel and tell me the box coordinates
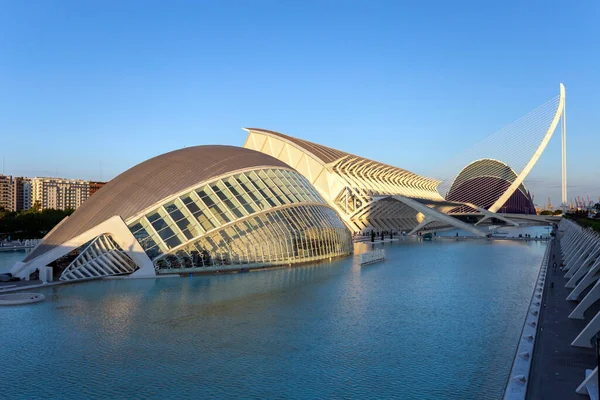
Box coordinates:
[128,222,144,235]
[131,225,150,242]
[147,172,351,272]
[146,244,163,259]
[169,208,186,222]
[157,226,176,242]
[148,212,167,231]
[247,171,278,207]
[163,234,182,249]
[197,212,215,231]
[182,197,201,215]
[180,229,195,240]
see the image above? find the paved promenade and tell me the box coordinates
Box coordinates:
[527,236,596,399]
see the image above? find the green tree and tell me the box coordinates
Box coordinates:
[0,207,73,240]
[553,209,563,215]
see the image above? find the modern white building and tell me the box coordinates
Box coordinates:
[11,83,569,283]
[12,146,353,282]
[243,128,488,236]
[243,84,568,234]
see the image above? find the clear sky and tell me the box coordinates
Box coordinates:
[1,1,598,206]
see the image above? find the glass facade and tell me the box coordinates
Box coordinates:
[127,168,352,273]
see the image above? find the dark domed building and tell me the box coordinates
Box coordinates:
[445,159,536,214]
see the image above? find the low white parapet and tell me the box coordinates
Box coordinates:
[503,238,550,400]
[360,249,386,265]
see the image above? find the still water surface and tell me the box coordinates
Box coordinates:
[0,249,28,273]
[1,237,546,399]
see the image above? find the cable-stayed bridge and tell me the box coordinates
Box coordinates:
[425,83,567,226]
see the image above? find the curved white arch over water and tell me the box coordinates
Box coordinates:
[431,83,566,214]
[488,83,565,212]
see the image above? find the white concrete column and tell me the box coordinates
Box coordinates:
[566,230,589,258]
[564,236,593,274]
[561,229,580,258]
[564,227,585,255]
[565,238,600,279]
[572,311,600,348]
[569,271,600,318]
[564,232,591,268]
[568,256,600,300]
[566,245,600,288]
[576,366,597,396]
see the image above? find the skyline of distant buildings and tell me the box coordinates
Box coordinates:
[0,175,106,212]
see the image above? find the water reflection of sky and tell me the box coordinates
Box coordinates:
[1,239,546,399]
[0,249,28,273]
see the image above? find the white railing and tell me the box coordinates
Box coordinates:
[503,237,551,399]
[360,249,386,265]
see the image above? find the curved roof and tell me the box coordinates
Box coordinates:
[245,128,440,188]
[25,145,288,262]
[447,158,528,197]
[245,128,348,164]
[445,158,534,213]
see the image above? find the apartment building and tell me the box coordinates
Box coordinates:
[89,181,106,197]
[0,174,14,211]
[13,177,32,211]
[31,178,90,211]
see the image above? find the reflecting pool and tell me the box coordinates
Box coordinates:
[1,238,546,399]
[0,250,27,273]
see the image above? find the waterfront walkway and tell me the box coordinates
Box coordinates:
[527,236,596,399]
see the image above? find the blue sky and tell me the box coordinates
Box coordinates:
[1,1,598,206]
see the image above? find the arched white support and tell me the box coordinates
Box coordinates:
[489,84,566,213]
[408,217,433,236]
[565,230,587,258]
[566,245,600,289]
[572,312,600,348]
[564,232,593,270]
[563,226,584,258]
[561,233,579,259]
[568,257,600,302]
[576,367,597,397]
[11,215,155,280]
[562,230,581,257]
[569,268,600,318]
[392,195,486,237]
[470,203,519,227]
[565,239,600,280]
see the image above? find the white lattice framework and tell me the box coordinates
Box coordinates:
[432,83,567,213]
[60,234,138,281]
[243,128,450,232]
